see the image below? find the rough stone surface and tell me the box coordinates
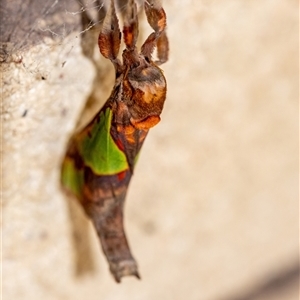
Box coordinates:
[2,1,298,300]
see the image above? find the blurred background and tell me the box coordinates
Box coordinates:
[2,0,298,299]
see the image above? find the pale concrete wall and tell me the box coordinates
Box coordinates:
[2,1,298,300]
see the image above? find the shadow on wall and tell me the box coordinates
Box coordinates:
[218,263,299,300]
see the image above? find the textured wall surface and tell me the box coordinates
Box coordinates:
[2,1,298,300]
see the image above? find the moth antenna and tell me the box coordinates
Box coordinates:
[98,0,122,69]
[123,0,139,50]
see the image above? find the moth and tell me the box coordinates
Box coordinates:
[61,0,168,282]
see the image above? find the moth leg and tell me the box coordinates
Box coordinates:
[141,0,169,65]
[123,0,139,50]
[98,0,122,71]
[156,30,169,65]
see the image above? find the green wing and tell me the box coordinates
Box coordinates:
[78,107,129,175]
[61,157,84,198]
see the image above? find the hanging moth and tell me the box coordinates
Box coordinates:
[61,0,169,283]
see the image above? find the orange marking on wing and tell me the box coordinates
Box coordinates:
[131,115,160,129]
[117,124,137,144]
